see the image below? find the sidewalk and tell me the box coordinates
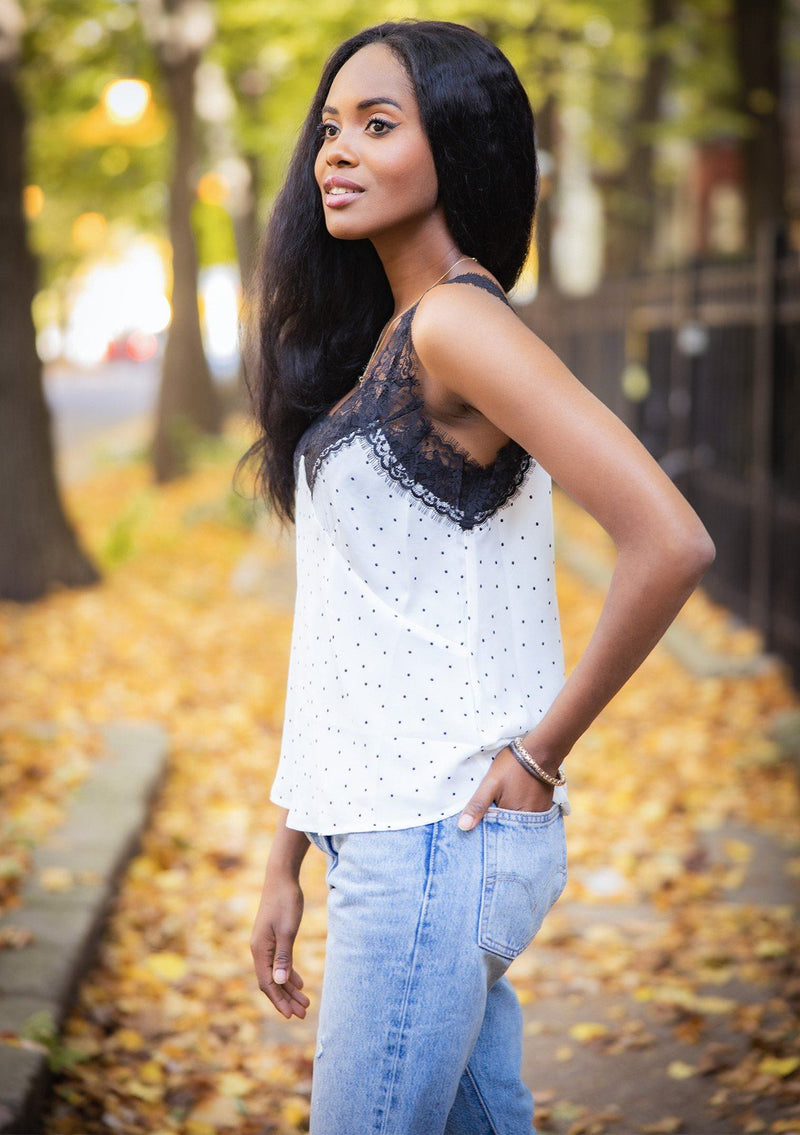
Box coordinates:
[2,416,797,1134]
[231,483,800,1135]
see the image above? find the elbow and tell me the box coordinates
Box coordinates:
[670,524,716,584]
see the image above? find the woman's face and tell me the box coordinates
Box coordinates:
[314,43,440,241]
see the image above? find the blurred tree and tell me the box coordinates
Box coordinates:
[21,0,166,286]
[733,0,789,246]
[139,0,222,481]
[602,0,676,274]
[0,0,101,599]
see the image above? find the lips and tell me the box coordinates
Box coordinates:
[322,175,366,209]
[323,175,364,192]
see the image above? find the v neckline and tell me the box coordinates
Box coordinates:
[321,272,502,425]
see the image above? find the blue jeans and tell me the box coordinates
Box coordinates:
[303,800,568,1134]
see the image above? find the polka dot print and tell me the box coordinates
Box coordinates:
[269,434,571,835]
[269,276,571,835]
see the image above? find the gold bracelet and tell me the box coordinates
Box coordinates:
[510,736,566,787]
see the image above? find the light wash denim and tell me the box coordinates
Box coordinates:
[303,800,568,1135]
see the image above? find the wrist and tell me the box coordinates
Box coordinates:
[518,732,568,778]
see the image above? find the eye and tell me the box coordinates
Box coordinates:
[365,115,395,134]
[316,116,397,140]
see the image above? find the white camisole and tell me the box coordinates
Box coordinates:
[269,273,571,834]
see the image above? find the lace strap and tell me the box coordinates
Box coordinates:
[434,271,513,307]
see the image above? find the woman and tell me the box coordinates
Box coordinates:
[242,18,715,1135]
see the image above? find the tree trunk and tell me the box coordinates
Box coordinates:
[227,150,260,417]
[152,50,222,482]
[535,95,557,290]
[601,0,674,274]
[0,55,100,600]
[733,0,789,247]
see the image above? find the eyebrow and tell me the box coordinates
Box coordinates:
[321,96,403,115]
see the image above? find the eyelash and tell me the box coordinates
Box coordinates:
[317,116,395,140]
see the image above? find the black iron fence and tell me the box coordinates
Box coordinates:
[521,223,800,684]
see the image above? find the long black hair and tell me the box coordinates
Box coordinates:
[235,18,539,526]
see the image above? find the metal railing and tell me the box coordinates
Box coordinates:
[520,222,800,683]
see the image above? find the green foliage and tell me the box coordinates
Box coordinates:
[192,199,238,268]
[19,0,167,284]
[181,487,259,531]
[99,489,156,567]
[17,0,765,289]
[19,1009,91,1074]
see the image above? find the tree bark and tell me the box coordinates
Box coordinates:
[0,54,101,600]
[227,151,260,417]
[733,0,789,247]
[535,95,557,290]
[152,47,222,482]
[601,0,674,274]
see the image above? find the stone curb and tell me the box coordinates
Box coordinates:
[0,720,169,1134]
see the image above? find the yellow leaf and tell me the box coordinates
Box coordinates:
[650,986,737,1015]
[694,995,737,1014]
[755,938,787,959]
[190,1094,241,1127]
[640,1119,683,1134]
[139,1060,164,1083]
[555,1045,573,1061]
[146,951,189,981]
[723,838,753,863]
[667,1060,696,1080]
[38,866,76,892]
[281,1096,310,1125]
[758,1055,800,1078]
[114,1028,145,1052]
[569,1022,609,1042]
[218,1071,254,1097]
[125,1079,164,1102]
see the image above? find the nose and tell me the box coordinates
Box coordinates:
[324,128,359,168]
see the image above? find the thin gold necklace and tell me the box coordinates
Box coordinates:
[356,253,477,386]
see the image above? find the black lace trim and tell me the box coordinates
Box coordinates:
[295,273,534,530]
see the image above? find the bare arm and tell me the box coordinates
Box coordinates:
[265,809,313,878]
[410,286,716,822]
[250,810,313,1018]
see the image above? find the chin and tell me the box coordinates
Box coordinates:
[325,221,373,241]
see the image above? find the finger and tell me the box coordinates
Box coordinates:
[269,983,303,1019]
[273,983,309,1018]
[457,791,495,831]
[257,970,308,1018]
[272,938,295,985]
[285,969,310,1006]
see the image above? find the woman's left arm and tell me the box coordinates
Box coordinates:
[410,285,716,827]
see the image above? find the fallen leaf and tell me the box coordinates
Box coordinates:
[667,1060,697,1080]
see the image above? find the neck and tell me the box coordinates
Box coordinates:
[370,215,471,318]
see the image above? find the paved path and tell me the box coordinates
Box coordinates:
[4,414,797,1134]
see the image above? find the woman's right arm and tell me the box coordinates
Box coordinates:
[250,809,313,1019]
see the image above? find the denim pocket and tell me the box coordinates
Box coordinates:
[477,805,567,961]
[305,831,340,889]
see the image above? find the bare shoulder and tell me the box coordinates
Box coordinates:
[414,268,515,323]
[409,266,531,394]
